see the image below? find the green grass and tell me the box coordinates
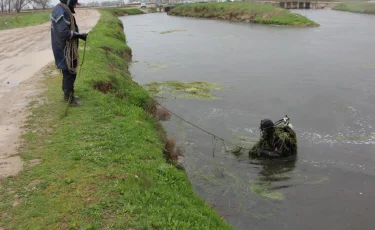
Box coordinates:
[103,7,144,16]
[0,11,50,30]
[0,9,231,229]
[333,3,375,14]
[168,2,318,27]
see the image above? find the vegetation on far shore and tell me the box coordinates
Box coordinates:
[103,7,145,16]
[333,3,375,14]
[0,8,231,229]
[168,2,318,27]
[0,11,50,30]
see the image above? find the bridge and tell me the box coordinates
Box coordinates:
[155,3,181,12]
[260,1,329,9]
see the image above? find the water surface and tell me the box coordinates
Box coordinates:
[121,10,375,229]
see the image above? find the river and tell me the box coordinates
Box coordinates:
[121,10,375,229]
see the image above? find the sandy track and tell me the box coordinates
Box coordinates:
[0,9,100,179]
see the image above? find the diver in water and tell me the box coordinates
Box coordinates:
[249,116,297,158]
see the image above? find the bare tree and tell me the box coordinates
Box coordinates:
[1,0,4,13]
[5,0,12,12]
[13,0,30,13]
[32,0,50,10]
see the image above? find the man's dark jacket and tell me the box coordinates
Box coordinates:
[50,0,79,70]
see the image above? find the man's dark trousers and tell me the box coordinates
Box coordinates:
[62,70,76,101]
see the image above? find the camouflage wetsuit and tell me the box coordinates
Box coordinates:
[249,126,297,158]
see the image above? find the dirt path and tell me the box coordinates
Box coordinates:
[0,9,100,180]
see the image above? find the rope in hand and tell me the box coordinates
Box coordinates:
[78,39,87,78]
[59,2,79,74]
[81,41,253,153]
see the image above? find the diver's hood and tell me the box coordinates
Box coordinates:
[260,119,274,131]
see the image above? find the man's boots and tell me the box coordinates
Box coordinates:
[64,94,82,106]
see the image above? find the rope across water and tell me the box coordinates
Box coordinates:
[69,40,253,154]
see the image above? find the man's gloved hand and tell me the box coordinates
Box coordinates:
[79,33,88,41]
[72,32,88,41]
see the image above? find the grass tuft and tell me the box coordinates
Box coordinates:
[156,107,172,121]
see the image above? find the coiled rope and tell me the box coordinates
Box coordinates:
[59,2,79,74]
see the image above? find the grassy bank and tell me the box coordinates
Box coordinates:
[168,2,318,27]
[0,11,50,30]
[0,8,231,229]
[333,3,375,14]
[103,7,145,16]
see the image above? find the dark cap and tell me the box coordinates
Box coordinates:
[61,0,80,6]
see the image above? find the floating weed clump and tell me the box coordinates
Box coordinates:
[250,180,284,200]
[362,64,375,69]
[259,174,291,182]
[304,176,329,185]
[144,81,223,99]
[159,30,186,34]
[226,135,259,156]
[147,63,167,70]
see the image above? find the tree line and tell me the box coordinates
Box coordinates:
[0,0,124,13]
[1,0,50,13]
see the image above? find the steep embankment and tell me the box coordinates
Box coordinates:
[168,2,318,27]
[0,8,231,229]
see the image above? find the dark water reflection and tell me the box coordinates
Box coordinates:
[121,10,375,229]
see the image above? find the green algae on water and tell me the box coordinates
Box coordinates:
[304,176,329,185]
[144,81,223,99]
[159,30,186,34]
[226,136,259,156]
[362,64,375,69]
[147,64,166,70]
[250,180,284,200]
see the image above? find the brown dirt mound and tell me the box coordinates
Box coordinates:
[93,82,113,94]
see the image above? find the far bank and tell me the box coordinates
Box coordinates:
[333,2,375,14]
[168,2,318,27]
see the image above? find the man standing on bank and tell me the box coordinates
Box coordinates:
[51,0,88,106]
